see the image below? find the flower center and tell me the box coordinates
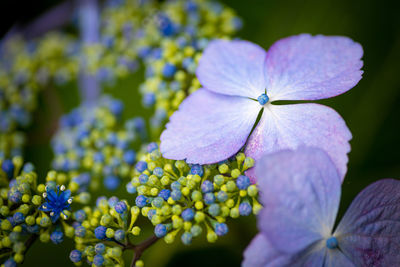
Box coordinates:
[257,93,269,106]
[326,236,338,249]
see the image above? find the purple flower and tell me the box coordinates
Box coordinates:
[160,34,363,181]
[243,148,400,266]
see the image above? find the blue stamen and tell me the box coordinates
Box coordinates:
[257,93,269,105]
[326,236,338,249]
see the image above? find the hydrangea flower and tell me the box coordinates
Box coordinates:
[160,34,363,180]
[39,185,72,222]
[243,148,400,266]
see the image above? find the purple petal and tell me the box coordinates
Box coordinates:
[324,249,356,267]
[334,179,400,266]
[245,103,351,181]
[60,189,72,202]
[264,34,363,101]
[256,148,342,254]
[160,89,260,164]
[196,39,266,98]
[242,233,291,267]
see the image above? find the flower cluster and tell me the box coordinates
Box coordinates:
[0,158,88,266]
[51,95,147,191]
[0,33,79,158]
[128,143,260,245]
[69,196,142,266]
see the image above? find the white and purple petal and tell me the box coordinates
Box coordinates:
[196,39,266,98]
[160,89,260,164]
[255,148,342,254]
[264,34,363,101]
[245,103,351,181]
[334,179,400,266]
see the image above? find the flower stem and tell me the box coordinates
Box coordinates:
[128,235,160,267]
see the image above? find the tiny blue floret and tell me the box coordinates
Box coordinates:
[326,236,339,249]
[257,93,269,105]
[215,223,229,236]
[181,208,195,221]
[69,250,82,263]
[154,224,168,238]
[94,226,107,239]
[236,175,251,190]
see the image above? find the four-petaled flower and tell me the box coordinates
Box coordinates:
[243,148,400,266]
[39,185,73,222]
[160,34,363,181]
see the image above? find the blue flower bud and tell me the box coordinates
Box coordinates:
[50,230,64,244]
[216,191,228,202]
[126,182,137,194]
[12,212,25,224]
[181,208,195,221]
[162,63,177,78]
[95,243,106,254]
[74,210,86,222]
[171,181,181,191]
[147,142,158,153]
[152,197,164,208]
[239,202,252,216]
[139,174,149,184]
[114,201,127,214]
[171,190,182,201]
[135,195,148,208]
[201,180,213,193]
[114,229,125,242]
[104,175,120,191]
[154,224,168,238]
[123,150,136,165]
[93,254,105,266]
[136,161,148,172]
[94,226,107,239]
[181,232,193,245]
[143,93,156,107]
[203,193,215,205]
[158,189,171,201]
[69,250,82,263]
[208,204,221,217]
[215,223,228,236]
[75,226,86,237]
[2,159,14,179]
[153,167,164,178]
[236,175,251,190]
[108,196,119,207]
[190,164,203,177]
[4,258,17,267]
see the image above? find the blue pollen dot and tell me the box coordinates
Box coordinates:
[239,202,252,216]
[69,250,82,263]
[154,224,168,238]
[181,208,195,221]
[257,93,270,105]
[326,236,339,249]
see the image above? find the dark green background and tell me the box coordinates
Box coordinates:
[3,0,400,266]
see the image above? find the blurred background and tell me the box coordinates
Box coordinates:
[1,0,400,266]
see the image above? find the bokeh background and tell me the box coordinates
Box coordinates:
[1,0,400,266]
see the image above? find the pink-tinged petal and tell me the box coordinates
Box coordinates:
[242,234,291,267]
[160,89,260,164]
[334,179,400,266]
[265,34,363,101]
[196,39,266,98]
[245,103,351,182]
[256,148,342,254]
